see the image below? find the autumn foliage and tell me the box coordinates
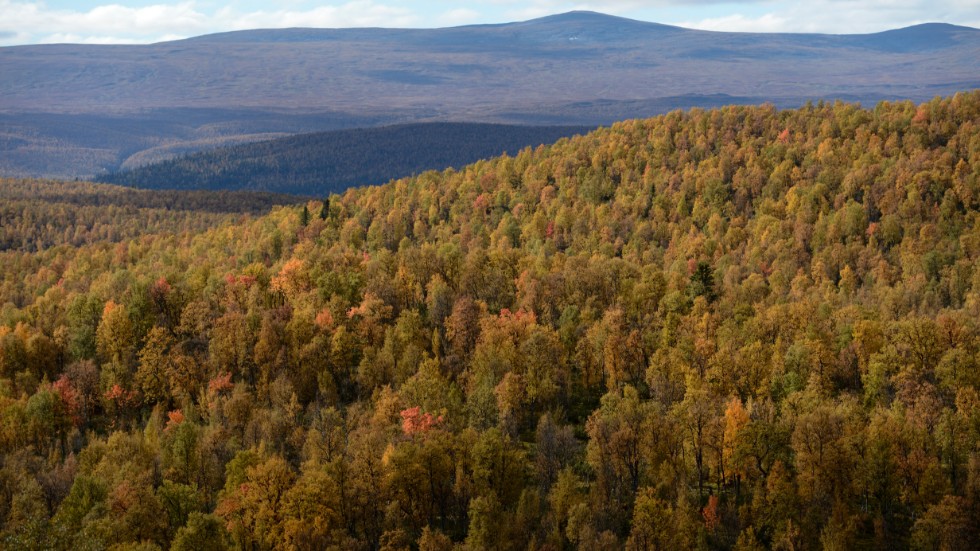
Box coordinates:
[400,406,443,435]
[1,94,980,549]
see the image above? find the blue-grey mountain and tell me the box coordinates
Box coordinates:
[1,11,978,179]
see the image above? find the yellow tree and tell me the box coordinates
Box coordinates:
[96,301,133,364]
[135,325,176,404]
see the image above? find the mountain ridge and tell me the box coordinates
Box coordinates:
[147,12,980,45]
[165,12,688,44]
[2,10,978,179]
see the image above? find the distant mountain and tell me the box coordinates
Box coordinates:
[96,123,591,195]
[2,11,978,179]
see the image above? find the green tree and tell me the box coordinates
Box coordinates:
[171,512,230,551]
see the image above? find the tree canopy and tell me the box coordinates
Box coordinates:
[2,92,980,549]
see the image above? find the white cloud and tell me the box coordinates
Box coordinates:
[80,3,207,33]
[0,0,421,45]
[676,0,980,33]
[218,2,419,31]
[0,0,208,44]
[492,0,753,7]
[39,32,188,44]
[678,13,788,33]
[438,8,484,26]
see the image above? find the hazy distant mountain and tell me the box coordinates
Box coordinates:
[96,122,591,195]
[2,11,978,179]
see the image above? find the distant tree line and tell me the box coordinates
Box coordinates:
[0,179,304,252]
[96,123,592,196]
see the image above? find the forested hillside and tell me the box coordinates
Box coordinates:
[0,179,305,252]
[3,93,980,550]
[97,123,591,196]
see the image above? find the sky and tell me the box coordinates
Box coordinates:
[1,0,978,46]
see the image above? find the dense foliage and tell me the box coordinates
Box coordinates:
[96,123,591,196]
[3,93,980,550]
[0,178,305,252]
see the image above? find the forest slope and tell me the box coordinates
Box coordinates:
[0,178,304,252]
[2,93,980,549]
[96,122,592,195]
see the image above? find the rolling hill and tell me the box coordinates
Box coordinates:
[2,11,978,179]
[95,122,592,195]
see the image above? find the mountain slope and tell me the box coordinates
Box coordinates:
[2,11,978,179]
[96,122,592,195]
[5,11,976,114]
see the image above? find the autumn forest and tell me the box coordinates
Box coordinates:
[2,93,980,550]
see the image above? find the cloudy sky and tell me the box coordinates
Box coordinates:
[1,0,978,46]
